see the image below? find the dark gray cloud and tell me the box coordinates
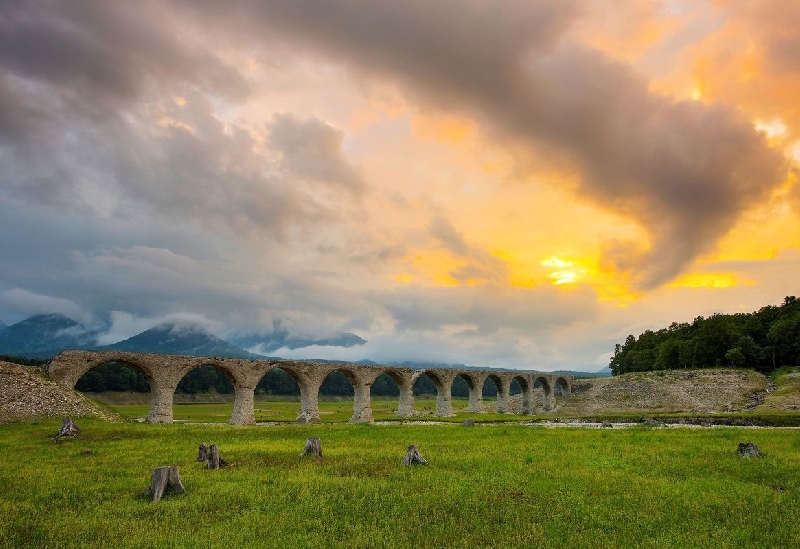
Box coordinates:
[268,112,366,194]
[183,0,787,288]
[110,95,335,242]
[0,0,247,105]
[0,1,368,243]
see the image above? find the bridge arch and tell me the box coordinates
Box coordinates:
[413,369,458,417]
[380,369,415,417]
[49,351,571,424]
[457,372,487,413]
[510,373,533,415]
[74,359,153,394]
[554,376,572,397]
[533,375,555,411]
[321,364,384,423]
[483,373,509,413]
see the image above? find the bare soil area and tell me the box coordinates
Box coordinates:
[555,368,768,415]
[0,361,120,423]
[753,368,800,412]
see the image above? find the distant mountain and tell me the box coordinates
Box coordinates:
[349,360,611,377]
[100,322,255,358]
[548,369,612,378]
[231,322,366,354]
[0,314,97,359]
[0,320,7,333]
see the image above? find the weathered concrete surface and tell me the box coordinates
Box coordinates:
[47,350,573,424]
[382,369,416,417]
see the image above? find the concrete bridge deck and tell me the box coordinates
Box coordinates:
[48,350,573,424]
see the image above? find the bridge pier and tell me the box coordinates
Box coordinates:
[348,369,382,423]
[295,375,323,424]
[420,369,458,417]
[465,373,487,413]
[147,383,177,424]
[231,385,256,425]
[520,381,534,415]
[388,371,415,417]
[495,376,512,413]
[542,380,555,411]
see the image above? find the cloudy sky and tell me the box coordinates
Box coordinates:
[1,0,799,371]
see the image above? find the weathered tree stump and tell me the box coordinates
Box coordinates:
[402,444,428,466]
[738,442,762,458]
[197,442,229,469]
[299,437,323,457]
[143,466,186,502]
[197,442,209,462]
[53,418,80,441]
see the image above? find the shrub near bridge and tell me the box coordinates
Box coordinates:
[0,420,798,548]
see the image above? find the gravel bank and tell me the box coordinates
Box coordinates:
[0,361,120,423]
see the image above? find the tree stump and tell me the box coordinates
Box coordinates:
[143,466,186,502]
[738,442,762,458]
[402,444,428,466]
[198,442,229,469]
[53,418,80,441]
[299,437,323,457]
[197,442,209,462]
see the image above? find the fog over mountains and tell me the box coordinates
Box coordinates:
[0,313,365,360]
[231,320,366,355]
[0,314,607,375]
[0,314,97,359]
[102,322,256,358]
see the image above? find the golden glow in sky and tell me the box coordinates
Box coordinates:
[1,0,800,371]
[541,257,587,285]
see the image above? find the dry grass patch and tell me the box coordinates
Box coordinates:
[559,369,766,415]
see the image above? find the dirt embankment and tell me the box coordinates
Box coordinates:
[755,369,800,412]
[0,361,121,423]
[556,369,769,415]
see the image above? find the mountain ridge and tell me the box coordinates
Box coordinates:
[0,314,367,360]
[99,322,255,358]
[0,314,97,359]
[0,314,605,373]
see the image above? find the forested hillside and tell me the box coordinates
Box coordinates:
[610,296,800,375]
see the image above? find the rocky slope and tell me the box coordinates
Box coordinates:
[555,368,767,415]
[0,361,120,423]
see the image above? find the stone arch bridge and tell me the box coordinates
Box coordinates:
[48,350,573,425]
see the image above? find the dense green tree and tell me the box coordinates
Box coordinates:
[75,362,149,393]
[655,339,681,370]
[609,296,800,375]
[725,346,745,367]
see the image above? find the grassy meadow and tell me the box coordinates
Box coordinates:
[1,418,799,548]
[110,396,522,424]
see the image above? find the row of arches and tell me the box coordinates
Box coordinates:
[49,350,573,424]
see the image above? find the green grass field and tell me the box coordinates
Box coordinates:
[1,418,799,548]
[109,397,528,424]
